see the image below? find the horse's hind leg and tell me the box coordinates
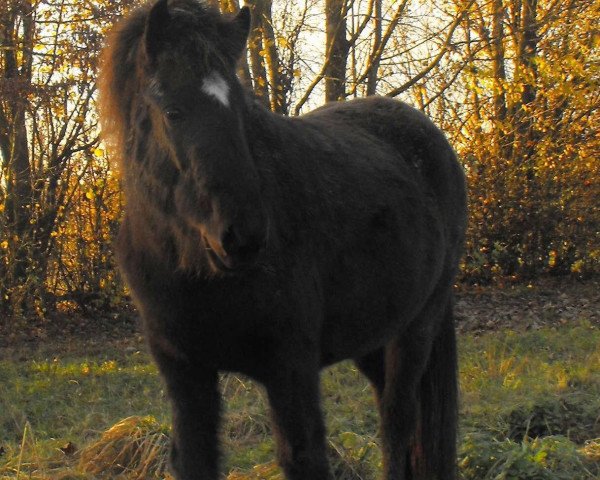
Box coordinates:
[380,322,435,480]
[355,348,385,399]
[363,295,457,480]
[264,361,332,480]
[356,342,421,479]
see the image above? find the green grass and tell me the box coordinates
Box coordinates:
[458,321,600,479]
[1,322,598,479]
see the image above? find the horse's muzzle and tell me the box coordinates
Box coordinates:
[203,224,265,273]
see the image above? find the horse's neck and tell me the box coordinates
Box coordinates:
[241,97,318,247]
[243,96,278,140]
[242,96,297,166]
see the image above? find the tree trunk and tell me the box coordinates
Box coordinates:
[519,0,537,108]
[325,0,349,102]
[514,0,539,269]
[1,1,34,299]
[491,0,507,122]
[366,0,381,96]
[515,0,538,167]
[260,0,286,113]
[247,0,270,106]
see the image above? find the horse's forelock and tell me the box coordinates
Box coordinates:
[99,0,234,169]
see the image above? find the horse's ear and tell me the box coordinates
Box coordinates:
[145,0,171,63]
[222,6,251,60]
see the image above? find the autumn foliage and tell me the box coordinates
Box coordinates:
[1,0,598,319]
[449,0,600,281]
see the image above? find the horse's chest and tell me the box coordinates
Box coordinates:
[178,289,281,371]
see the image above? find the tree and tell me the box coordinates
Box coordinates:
[324,0,349,101]
[439,0,600,279]
[0,0,131,318]
[2,0,597,324]
[1,0,35,301]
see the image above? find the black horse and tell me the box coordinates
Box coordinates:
[99,0,467,479]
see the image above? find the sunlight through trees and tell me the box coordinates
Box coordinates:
[1,0,598,319]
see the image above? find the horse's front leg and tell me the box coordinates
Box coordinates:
[264,357,332,480]
[150,340,221,480]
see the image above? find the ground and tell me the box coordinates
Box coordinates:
[454,277,600,333]
[0,277,599,479]
[2,276,598,357]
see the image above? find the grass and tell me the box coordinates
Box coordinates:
[0,322,598,479]
[458,321,600,479]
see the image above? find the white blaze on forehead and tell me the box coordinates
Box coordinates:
[201,72,230,107]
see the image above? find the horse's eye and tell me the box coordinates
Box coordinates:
[165,108,184,122]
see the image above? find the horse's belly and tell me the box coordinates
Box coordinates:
[320,290,420,365]
[318,213,445,364]
[319,263,436,365]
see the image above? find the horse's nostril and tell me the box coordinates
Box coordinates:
[221,226,238,255]
[220,225,264,261]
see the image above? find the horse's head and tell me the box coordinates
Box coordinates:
[140,0,266,273]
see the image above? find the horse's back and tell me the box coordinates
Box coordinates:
[306,98,463,192]
[303,96,467,253]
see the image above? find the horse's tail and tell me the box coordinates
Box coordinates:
[410,301,458,479]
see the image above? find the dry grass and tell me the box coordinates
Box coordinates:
[224,441,375,480]
[582,439,600,463]
[79,416,171,479]
[74,414,372,480]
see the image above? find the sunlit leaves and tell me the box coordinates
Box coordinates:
[434,0,600,281]
[0,0,133,316]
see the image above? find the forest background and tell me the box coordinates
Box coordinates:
[1,0,599,321]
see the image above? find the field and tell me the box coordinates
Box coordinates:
[1,280,599,479]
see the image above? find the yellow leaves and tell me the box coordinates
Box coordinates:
[548,250,557,268]
[581,439,600,462]
[276,36,289,49]
[1,240,8,250]
[339,431,362,449]
[100,360,117,373]
[556,369,569,391]
[571,260,585,274]
[93,148,105,158]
